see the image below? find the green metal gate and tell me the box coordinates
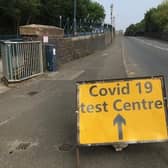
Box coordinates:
[0,41,43,82]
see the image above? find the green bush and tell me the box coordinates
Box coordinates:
[125,1,168,35]
[0,0,105,34]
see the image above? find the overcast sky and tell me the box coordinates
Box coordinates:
[95,0,163,30]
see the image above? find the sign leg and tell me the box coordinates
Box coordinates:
[76,146,80,168]
[113,143,128,152]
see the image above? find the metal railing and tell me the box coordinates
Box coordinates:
[0,35,22,41]
[0,41,43,82]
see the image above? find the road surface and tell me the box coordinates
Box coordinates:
[0,36,168,168]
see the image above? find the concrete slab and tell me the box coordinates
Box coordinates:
[0,59,3,80]
[0,83,9,94]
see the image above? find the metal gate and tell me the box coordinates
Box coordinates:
[0,41,43,82]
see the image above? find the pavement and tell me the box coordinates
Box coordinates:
[123,36,168,94]
[0,59,9,94]
[0,59,2,80]
[0,36,168,168]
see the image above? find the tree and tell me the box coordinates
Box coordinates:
[87,1,105,24]
[0,0,105,34]
[125,1,168,36]
[0,0,40,34]
[125,20,145,36]
[125,24,137,36]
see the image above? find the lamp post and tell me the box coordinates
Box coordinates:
[111,4,114,39]
[73,0,77,36]
[59,16,62,28]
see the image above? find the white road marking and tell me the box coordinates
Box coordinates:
[128,71,135,75]
[47,72,59,77]
[102,53,109,57]
[8,140,39,153]
[0,83,9,94]
[0,117,14,127]
[133,38,168,51]
[45,70,85,80]
[121,40,129,77]
[0,120,9,126]
[121,40,140,77]
[69,70,85,80]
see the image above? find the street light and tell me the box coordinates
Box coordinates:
[59,16,62,28]
[111,4,114,39]
[73,0,77,36]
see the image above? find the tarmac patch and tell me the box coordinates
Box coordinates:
[27,91,39,96]
[0,83,9,94]
[45,70,85,80]
[0,117,14,127]
[57,144,75,152]
[8,140,39,154]
[128,71,136,75]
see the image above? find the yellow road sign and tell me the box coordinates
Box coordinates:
[77,76,168,145]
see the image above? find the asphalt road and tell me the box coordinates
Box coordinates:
[0,36,168,168]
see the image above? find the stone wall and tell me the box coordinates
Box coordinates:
[48,32,112,65]
[22,31,112,68]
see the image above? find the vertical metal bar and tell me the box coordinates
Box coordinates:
[28,43,30,77]
[35,42,38,73]
[73,0,77,36]
[30,42,32,76]
[12,44,16,80]
[24,43,29,77]
[32,42,36,74]
[7,44,13,81]
[32,42,35,74]
[32,42,35,75]
[13,44,18,80]
[11,44,14,80]
[76,146,80,168]
[19,43,22,79]
[24,43,28,78]
[30,42,33,76]
[36,42,39,73]
[23,43,26,78]
[16,43,20,80]
[33,42,36,74]
[5,44,9,80]
[20,43,22,79]
[21,43,24,78]
[25,43,28,77]
[39,42,43,73]
[16,44,22,80]
[2,43,8,79]
[27,43,32,76]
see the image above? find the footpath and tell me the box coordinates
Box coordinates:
[0,37,130,168]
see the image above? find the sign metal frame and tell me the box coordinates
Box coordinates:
[76,75,168,146]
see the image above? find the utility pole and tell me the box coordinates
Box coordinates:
[113,16,115,28]
[73,0,77,36]
[59,16,62,28]
[111,4,114,39]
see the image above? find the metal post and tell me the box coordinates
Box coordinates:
[113,16,115,37]
[59,16,62,28]
[67,17,70,35]
[76,146,80,168]
[111,4,114,39]
[39,42,44,73]
[113,16,115,28]
[74,0,77,36]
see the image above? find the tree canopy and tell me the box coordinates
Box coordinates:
[125,1,168,36]
[0,0,105,34]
